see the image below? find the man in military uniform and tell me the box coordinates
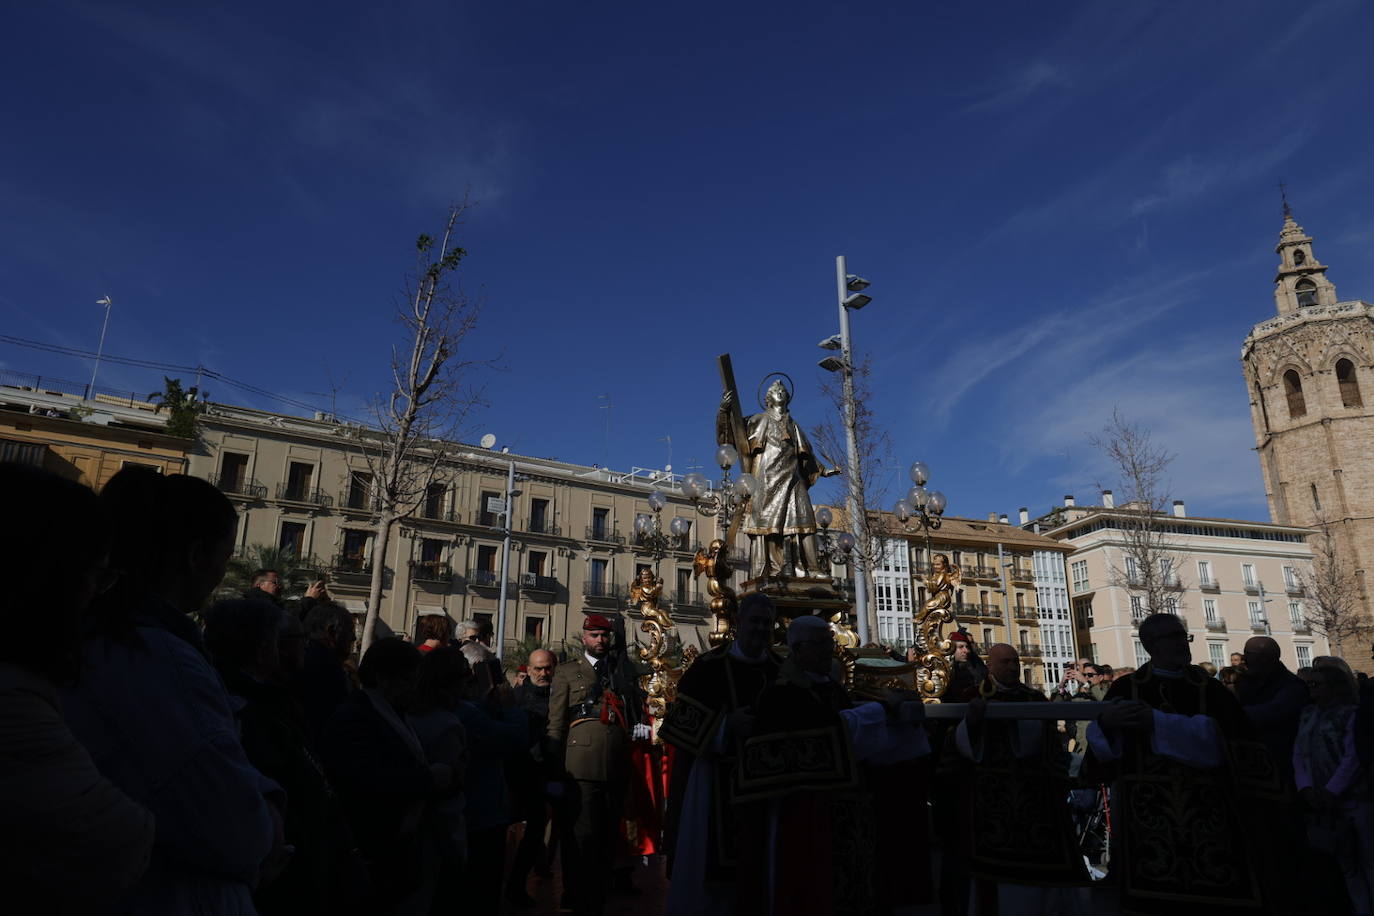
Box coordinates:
[548,613,643,916]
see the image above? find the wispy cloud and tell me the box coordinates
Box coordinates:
[1129,128,1313,217]
[964,60,1071,113]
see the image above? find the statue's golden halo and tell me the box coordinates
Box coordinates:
[756,371,795,409]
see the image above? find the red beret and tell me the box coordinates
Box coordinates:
[583,613,614,632]
[949,631,971,643]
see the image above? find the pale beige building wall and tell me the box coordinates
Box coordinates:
[192,404,717,653]
[1062,514,1325,671]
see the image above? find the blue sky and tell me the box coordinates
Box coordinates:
[4,0,1374,524]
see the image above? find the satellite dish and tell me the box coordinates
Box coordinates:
[480,433,497,449]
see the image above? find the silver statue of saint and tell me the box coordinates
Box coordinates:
[717,378,840,579]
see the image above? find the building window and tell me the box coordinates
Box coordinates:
[423,484,446,519]
[346,471,373,510]
[1248,601,1264,627]
[527,550,548,576]
[1208,643,1226,669]
[1204,598,1219,624]
[676,567,692,603]
[1241,564,1256,588]
[279,521,306,559]
[1198,560,1213,587]
[1295,278,1318,308]
[1130,595,1144,621]
[341,529,369,570]
[529,498,551,533]
[590,558,609,588]
[1336,358,1364,408]
[1074,596,1094,628]
[1283,566,1298,589]
[1134,639,1149,668]
[477,544,497,572]
[1296,644,1312,667]
[284,461,314,501]
[982,627,993,647]
[219,452,249,491]
[592,507,610,540]
[524,616,544,641]
[1164,597,1178,615]
[1284,369,1307,418]
[1289,601,1305,627]
[1124,555,1139,582]
[1070,560,1089,591]
[1293,248,1307,266]
[479,490,500,527]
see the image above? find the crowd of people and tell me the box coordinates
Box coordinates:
[7,460,1374,915]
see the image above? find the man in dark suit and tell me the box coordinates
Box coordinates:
[547,613,638,916]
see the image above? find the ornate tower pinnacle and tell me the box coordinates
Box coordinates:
[1273,202,1338,316]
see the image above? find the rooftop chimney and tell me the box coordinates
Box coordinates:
[1064,494,1076,507]
[987,512,998,523]
[1019,507,1029,525]
[1173,500,1186,517]
[1102,489,1114,509]
[999,514,1009,524]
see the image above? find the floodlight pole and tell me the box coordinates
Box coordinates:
[495,458,516,659]
[836,256,871,646]
[89,296,113,399]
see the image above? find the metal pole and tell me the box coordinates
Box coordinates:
[837,256,871,645]
[495,458,515,659]
[89,296,112,399]
[997,542,1012,635]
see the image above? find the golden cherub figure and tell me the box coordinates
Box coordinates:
[630,567,673,631]
[693,538,737,647]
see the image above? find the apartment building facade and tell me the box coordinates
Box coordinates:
[865,513,1075,691]
[192,403,720,652]
[1042,496,1326,670]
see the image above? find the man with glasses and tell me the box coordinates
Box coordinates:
[1087,613,1274,913]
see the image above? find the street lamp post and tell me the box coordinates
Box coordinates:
[819,256,874,644]
[89,295,113,399]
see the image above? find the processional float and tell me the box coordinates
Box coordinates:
[632,353,966,705]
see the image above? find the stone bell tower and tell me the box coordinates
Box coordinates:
[1242,202,1374,652]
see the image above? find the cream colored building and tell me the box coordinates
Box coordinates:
[1242,205,1374,659]
[192,402,719,652]
[851,511,1073,691]
[1036,496,1325,671]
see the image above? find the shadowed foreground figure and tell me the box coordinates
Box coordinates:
[0,463,155,913]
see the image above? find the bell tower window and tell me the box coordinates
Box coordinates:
[1337,358,1363,408]
[1284,370,1307,419]
[1295,278,1318,308]
[1293,248,1307,266]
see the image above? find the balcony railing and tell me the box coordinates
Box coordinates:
[959,603,1002,618]
[1286,583,1306,597]
[331,553,372,576]
[340,490,378,511]
[1014,607,1039,621]
[1205,618,1227,632]
[409,560,451,582]
[1250,617,1269,632]
[1017,643,1043,658]
[469,569,502,589]
[520,572,558,593]
[1292,620,1311,634]
[276,483,333,507]
[212,474,267,499]
[585,525,625,545]
[583,579,621,600]
[1243,579,1260,594]
[525,519,562,536]
[1199,577,1220,591]
[1010,566,1035,581]
[417,505,459,523]
[673,590,709,613]
[970,565,998,579]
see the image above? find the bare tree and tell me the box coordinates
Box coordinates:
[356,202,487,651]
[1301,520,1368,657]
[811,355,895,634]
[1089,411,1185,619]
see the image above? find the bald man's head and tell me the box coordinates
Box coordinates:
[987,643,1021,687]
[527,649,556,687]
[1244,636,1281,679]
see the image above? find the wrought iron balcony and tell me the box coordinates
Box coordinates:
[970,565,998,579]
[1243,580,1261,594]
[340,490,379,512]
[1292,621,1311,635]
[1014,607,1039,621]
[331,553,372,576]
[673,590,709,613]
[1199,577,1221,591]
[1286,583,1307,597]
[585,525,624,545]
[525,519,562,536]
[583,579,622,600]
[1205,618,1228,632]
[417,505,459,523]
[276,482,333,507]
[409,560,451,582]
[520,572,558,593]
[212,474,267,499]
[1017,643,1043,658]
[469,569,503,589]
[1010,566,1035,581]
